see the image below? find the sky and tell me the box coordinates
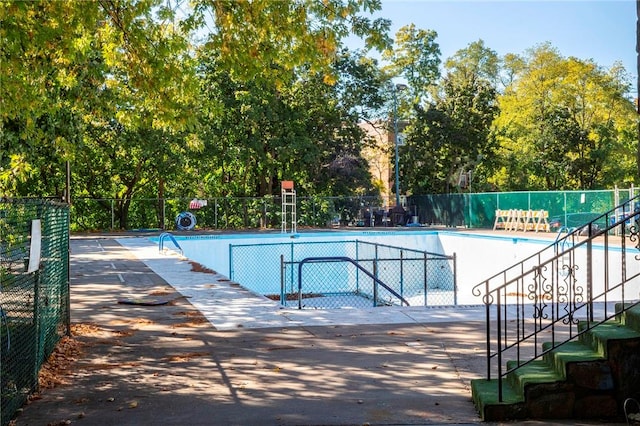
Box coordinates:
[352,0,637,97]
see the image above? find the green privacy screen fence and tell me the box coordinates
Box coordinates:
[411,187,639,228]
[69,187,638,231]
[0,199,70,426]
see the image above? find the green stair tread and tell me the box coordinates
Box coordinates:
[508,359,562,387]
[616,302,640,330]
[543,340,603,362]
[471,378,523,406]
[582,321,640,341]
[615,302,640,314]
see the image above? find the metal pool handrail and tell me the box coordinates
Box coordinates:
[158,232,183,256]
[297,256,410,309]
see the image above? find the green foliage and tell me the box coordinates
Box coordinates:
[491,44,637,190]
[195,48,382,199]
[192,0,391,86]
[1,0,389,227]
[383,24,441,105]
[2,0,637,232]
[401,40,499,194]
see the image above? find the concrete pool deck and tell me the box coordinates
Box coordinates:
[14,234,623,425]
[118,236,493,330]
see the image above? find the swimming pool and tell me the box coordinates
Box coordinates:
[151,230,559,306]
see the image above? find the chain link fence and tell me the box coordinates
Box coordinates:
[70,195,394,231]
[69,187,638,232]
[229,239,456,309]
[1,199,70,426]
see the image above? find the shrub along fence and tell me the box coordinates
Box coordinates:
[70,187,638,232]
[0,198,70,426]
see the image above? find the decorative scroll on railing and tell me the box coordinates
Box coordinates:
[473,195,640,402]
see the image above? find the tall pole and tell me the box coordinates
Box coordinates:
[393,83,407,206]
[65,160,71,205]
[636,0,640,176]
[393,86,400,206]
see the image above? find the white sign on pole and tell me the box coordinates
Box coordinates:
[27,219,42,273]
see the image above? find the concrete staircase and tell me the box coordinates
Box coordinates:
[471,303,640,422]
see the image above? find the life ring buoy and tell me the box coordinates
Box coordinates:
[175,212,196,231]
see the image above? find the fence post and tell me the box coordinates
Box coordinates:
[400,249,404,299]
[312,198,316,226]
[374,244,379,305]
[214,198,218,229]
[373,269,378,307]
[280,255,285,306]
[33,270,41,390]
[355,241,360,293]
[290,242,295,304]
[453,253,458,306]
[423,252,427,306]
[262,199,267,229]
[297,253,302,310]
[161,198,166,230]
[65,208,71,335]
[228,244,234,281]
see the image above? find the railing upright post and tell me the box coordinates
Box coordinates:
[496,286,503,402]
[484,281,491,381]
[603,221,609,318]
[621,214,627,302]
[587,226,594,323]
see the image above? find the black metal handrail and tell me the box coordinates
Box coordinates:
[297,256,410,308]
[472,194,640,401]
[274,239,457,308]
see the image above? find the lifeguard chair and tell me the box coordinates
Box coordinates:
[281,180,296,233]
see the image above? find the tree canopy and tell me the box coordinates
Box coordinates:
[1,1,637,229]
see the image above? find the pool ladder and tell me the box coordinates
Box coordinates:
[159,232,183,256]
[554,226,576,276]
